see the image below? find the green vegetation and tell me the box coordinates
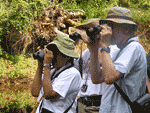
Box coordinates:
[0,51,37,79]
[0,0,48,35]
[59,0,150,23]
[0,90,35,113]
[1,0,149,37]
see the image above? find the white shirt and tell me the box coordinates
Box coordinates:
[36,66,81,113]
[74,45,120,97]
[99,37,147,113]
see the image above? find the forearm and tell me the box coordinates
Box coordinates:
[31,64,43,97]
[90,48,104,84]
[43,67,53,98]
[43,67,60,100]
[101,51,121,84]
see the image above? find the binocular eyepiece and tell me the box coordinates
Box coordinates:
[69,32,82,41]
[33,51,44,61]
[86,25,102,44]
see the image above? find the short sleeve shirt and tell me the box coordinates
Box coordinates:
[36,66,81,113]
[74,45,120,97]
[99,37,147,113]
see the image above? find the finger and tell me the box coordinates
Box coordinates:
[44,48,48,55]
[100,25,107,31]
[100,25,112,31]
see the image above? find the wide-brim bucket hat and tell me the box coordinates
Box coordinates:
[99,7,137,27]
[46,32,79,58]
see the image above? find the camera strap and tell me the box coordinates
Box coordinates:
[79,42,83,78]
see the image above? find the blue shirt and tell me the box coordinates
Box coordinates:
[99,37,147,113]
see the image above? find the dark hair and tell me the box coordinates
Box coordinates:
[49,44,74,65]
[58,49,74,65]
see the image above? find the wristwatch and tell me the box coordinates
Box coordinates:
[43,64,51,68]
[101,46,110,53]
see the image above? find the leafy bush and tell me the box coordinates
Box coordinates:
[0,0,48,35]
[59,0,118,20]
[59,0,150,23]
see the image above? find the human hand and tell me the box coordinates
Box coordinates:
[76,29,91,43]
[43,48,54,64]
[76,28,100,52]
[99,25,112,48]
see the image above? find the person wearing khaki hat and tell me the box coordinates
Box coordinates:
[31,33,81,113]
[82,7,147,113]
[73,18,120,113]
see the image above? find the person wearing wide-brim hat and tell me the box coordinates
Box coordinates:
[82,7,147,113]
[73,18,120,113]
[31,33,81,113]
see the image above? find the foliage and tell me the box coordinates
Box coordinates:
[0,90,35,113]
[59,0,117,20]
[0,52,37,79]
[59,0,150,23]
[0,0,48,36]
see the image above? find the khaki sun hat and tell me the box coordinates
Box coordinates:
[76,18,100,29]
[46,32,79,58]
[99,7,137,27]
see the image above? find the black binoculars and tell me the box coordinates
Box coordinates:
[86,25,102,44]
[69,23,113,44]
[69,32,82,41]
[69,25,103,44]
[33,51,44,61]
[33,44,54,61]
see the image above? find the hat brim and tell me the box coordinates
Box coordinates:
[76,19,100,30]
[99,18,138,27]
[76,22,96,29]
[47,41,79,58]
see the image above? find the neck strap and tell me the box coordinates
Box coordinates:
[51,62,74,80]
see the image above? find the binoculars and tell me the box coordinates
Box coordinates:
[69,32,82,41]
[69,25,102,44]
[69,23,112,44]
[33,51,44,61]
[33,44,52,61]
[86,25,102,44]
